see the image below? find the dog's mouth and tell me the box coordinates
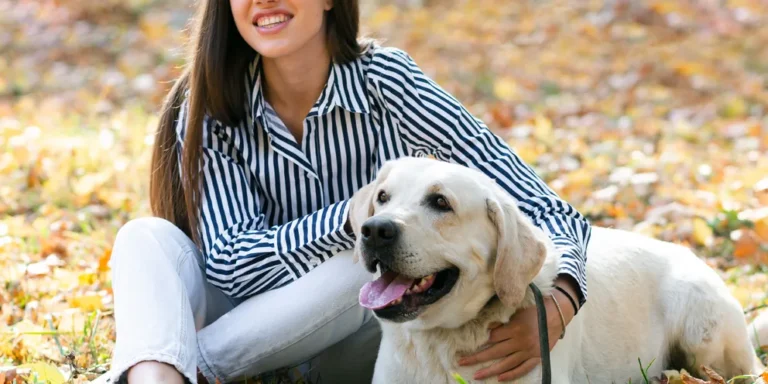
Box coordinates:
[359,263,459,317]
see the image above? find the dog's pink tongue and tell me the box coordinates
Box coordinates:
[359,271,415,309]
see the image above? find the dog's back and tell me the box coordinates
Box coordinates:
[572,227,761,382]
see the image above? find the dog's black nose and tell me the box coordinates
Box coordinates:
[361,216,399,248]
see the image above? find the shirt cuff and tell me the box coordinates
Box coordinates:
[273,200,356,278]
[553,238,588,306]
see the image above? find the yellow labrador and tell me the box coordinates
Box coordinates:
[348,157,763,384]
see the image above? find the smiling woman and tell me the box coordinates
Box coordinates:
[100,0,592,383]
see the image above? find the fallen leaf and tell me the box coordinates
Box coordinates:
[69,294,103,311]
[732,229,760,260]
[692,218,714,247]
[493,77,519,102]
[18,362,65,384]
[680,366,726,384]
[98,247,112,273]
[78,272,97,286]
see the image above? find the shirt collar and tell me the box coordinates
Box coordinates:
[248,54,370,120]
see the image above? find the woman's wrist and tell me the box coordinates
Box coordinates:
[552,275,579,320]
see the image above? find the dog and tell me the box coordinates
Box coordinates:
[348,156,764,384]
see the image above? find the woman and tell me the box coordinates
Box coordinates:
[105,0,591,383]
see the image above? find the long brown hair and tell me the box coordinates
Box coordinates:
[150,0,366,246]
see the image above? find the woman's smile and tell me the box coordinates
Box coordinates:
[253,10,294,35]
[232,0,331,59]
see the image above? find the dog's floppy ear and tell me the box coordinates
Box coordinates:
[486,190,547,309]
[348,162,394,263]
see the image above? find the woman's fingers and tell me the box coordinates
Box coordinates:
[458,339,521,366]
[472,352,529,380]
[497,358,542,382]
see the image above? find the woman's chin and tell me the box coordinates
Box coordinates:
[244,39,296,59]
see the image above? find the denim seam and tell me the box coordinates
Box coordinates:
[174,246,195,367]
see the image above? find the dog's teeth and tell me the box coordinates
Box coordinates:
[405,288,412,294]
[392,298,402,305]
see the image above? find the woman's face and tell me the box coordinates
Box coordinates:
[230,0,332,59]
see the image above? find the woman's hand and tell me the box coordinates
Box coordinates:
[457,276,579,382]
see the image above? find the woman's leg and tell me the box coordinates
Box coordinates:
[196,249,381,383]
[107,217,235,384]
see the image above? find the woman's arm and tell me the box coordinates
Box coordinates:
[369,47,592,304]
[175,100,355,299]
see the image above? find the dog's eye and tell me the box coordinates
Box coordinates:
[432,195,452,211]
[377,190,389,204]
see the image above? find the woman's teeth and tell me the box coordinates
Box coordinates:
[256,14,291,28]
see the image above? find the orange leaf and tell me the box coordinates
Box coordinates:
[98,248,112,273]
[733,230,759,260]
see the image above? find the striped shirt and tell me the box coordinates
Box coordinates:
[175,44,592,301]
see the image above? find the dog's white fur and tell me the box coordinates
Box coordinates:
[348,157,764,384]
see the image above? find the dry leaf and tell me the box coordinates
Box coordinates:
[78,272,97,286]
[98,247,112,272]
[18,362,65,384]
[754,217,768,242]
[732,230,759,260]
[493,77,519,102]
[69,294,103,311]
[692,218,714,247]
[680,366,726,384]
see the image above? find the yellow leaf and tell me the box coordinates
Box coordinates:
[18,362,65,384]
[72,171,112,199]
[78,272,97,286]
[719,97,748,118]
[533,115,553,143]
[493,77,519,102]
[70,294,103,311]
[692,218,713,247]
[755,217,768,242]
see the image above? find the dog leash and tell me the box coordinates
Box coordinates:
[529,283,552,384]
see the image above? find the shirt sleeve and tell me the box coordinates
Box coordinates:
[369,47,592,305]
[174,99,355,298]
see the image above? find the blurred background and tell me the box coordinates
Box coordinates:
[1,0,767,382]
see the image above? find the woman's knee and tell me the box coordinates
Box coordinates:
[111,217,200,271]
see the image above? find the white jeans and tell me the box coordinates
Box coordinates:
[104,217,380,384]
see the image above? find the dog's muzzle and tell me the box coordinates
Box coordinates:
[361,216,399,248]
[360,216,401,272]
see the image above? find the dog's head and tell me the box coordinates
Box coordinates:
[350,157,549,329]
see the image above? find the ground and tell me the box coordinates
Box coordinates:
[0,0,767,383]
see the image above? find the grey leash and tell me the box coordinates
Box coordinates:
[529,283,552,384]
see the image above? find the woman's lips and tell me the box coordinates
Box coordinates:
[253,12,293,35]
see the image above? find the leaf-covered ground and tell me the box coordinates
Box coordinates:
[1,0,767,382]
